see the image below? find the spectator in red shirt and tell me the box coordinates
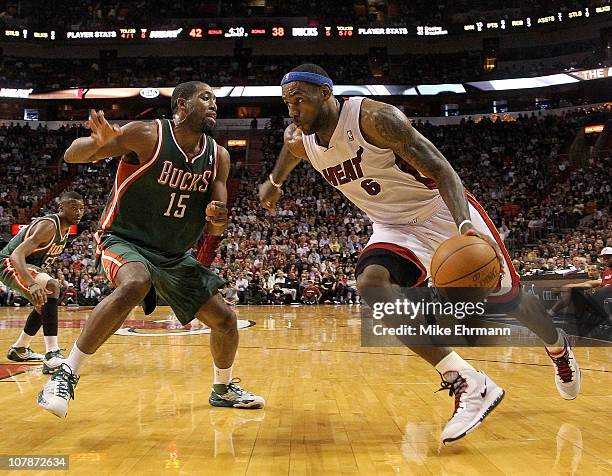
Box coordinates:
[598,247,612,287]
[301,280,322,305]
[60,283,78,306]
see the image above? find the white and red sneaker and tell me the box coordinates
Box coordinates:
[546,333,581,400]
[438,369,505,445]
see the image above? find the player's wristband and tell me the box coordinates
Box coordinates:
[268,174,282,188]
[458,220,473,234]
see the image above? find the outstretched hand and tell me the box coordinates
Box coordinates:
[88,109,122,147]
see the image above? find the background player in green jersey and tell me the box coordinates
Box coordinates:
[1,191,84,374]
[38,81,264,418]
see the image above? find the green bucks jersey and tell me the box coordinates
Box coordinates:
[96,119,218,258]
[0,214,69,268]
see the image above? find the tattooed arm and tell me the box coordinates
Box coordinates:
[359,99,472,229]
[359,99,503,261]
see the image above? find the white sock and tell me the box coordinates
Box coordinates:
[213,363,233,385]
[43,336,60,353]
[435,351,476,375]
[65,343,91,375]
[13,331,33,349]
[545,330,566,356]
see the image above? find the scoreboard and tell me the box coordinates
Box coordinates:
[1,6,608,42]
[187,26,285,38]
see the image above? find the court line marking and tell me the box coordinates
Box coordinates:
[97,341,612,374]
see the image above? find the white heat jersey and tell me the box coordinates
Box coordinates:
[302,97,444,226]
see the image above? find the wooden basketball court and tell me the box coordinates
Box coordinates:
[0,305,610,475]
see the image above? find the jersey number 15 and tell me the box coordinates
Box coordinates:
[164,193,190,218]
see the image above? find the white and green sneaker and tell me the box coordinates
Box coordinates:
[42,349,66,375]
[37,363,79,418]
[209,378,265,409]
[7,346,44,362]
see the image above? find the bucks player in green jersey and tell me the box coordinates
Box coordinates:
[38,81,264,418]
[1,191,84,374]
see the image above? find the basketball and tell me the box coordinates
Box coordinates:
[431,235,501,300]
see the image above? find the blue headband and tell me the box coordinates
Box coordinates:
[280,71,333,88]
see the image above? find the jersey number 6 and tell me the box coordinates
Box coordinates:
[360,179,381,196]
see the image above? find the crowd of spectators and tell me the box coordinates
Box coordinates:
[513,213,611,279]
[2,54,476,90]
[1,0,365,28]
[0,123,86,238]
[218,159,368,304]
[1,45,608,92]
[0,105,610,307]
[416,107,611,248]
